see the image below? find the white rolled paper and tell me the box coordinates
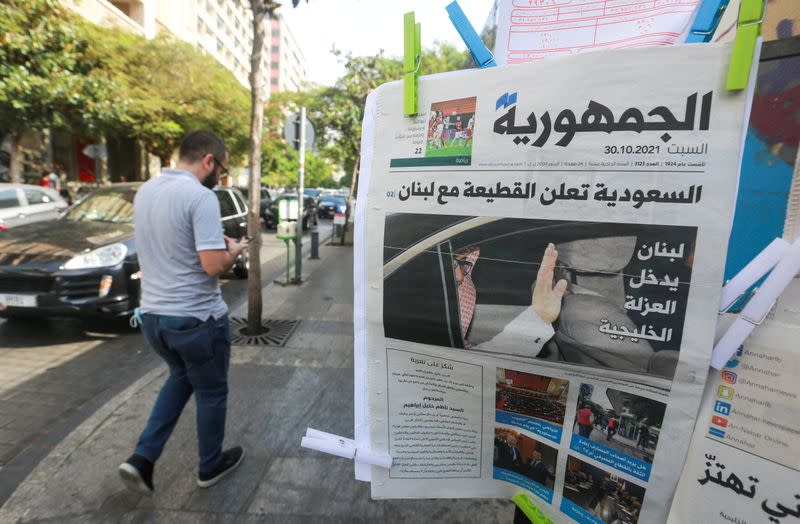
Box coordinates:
[300,436,356,460]
[355,447,393,469]
[306,427,355,446]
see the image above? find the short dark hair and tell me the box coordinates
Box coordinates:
[178,130,228,163]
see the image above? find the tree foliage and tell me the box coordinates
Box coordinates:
[0,0,126,137]
[259,42,469,189]
[307,42,470,187]
[92,30,251,162]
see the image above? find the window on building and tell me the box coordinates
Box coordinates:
[216,38,224,52]
[271,78,278,85]
[217,15,224,30]
[271,28,280,37]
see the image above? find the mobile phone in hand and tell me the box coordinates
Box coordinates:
[239,236,252,244]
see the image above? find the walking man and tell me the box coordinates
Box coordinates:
[606,416,618,441]
[575,404,594,438]
[118,130,248,495]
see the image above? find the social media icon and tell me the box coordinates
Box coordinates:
[721,371,737,384]
[709,427,726,438]
[714,401,732,415]
[718,386,735,400]
[711,416,728,427]
[726,358,740,368]
[736,345,744,357]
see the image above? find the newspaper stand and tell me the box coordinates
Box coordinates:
[276,198,299,285]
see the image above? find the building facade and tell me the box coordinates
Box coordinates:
[269,17,307,94]
[35,0,307,185]
[65,0,306,93]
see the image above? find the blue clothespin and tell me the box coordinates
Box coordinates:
[446,1,496,68]
[685,0,731,43]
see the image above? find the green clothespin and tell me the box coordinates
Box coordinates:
[403,11,421,116]
[725,0,766,90]
[512,493,553,524]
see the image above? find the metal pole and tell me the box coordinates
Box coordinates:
[310,230,319,259]
[294,107,306,283]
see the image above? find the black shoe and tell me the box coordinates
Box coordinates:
[197,447,245,488]
[118,454,154,496]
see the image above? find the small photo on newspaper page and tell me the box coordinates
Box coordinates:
[383,213,696,380]
[561,455,647,524]
[495,368,569,444]
[493,427,559,504]
[570,384,666,482]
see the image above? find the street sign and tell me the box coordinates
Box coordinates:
[82,143,107,159]
[283,113,315,151]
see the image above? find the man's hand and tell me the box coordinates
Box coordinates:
[531,243,568,324]
[224,235,249,258]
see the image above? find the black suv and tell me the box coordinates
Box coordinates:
[0,183,249,320]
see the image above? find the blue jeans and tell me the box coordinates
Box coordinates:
[135,314,231,474]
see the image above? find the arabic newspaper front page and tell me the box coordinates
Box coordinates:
[356,43,752,523]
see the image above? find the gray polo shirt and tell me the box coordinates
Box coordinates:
[134,168,228,320]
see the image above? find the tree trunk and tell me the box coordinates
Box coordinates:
[8,129,23,184]
[245,1,268,335]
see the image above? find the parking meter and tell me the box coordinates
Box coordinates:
[276,198,299,240]
[276,197,300,283]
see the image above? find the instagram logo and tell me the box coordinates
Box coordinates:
[721,371,737,384]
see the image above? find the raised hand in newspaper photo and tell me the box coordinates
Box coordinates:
[532,243,568,324]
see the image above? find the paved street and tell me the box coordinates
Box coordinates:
[0,237,512,523]
[0,222,333,507]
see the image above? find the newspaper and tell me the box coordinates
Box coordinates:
[669,283,800,524]
[493,0,699,66]
[357,43,752,523]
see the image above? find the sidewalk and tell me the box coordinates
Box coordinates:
[0,244,512,523]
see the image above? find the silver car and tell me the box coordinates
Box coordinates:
[0,183,68,230]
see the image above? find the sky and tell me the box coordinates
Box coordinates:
[281,0,495,86]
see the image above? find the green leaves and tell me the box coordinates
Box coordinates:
[0,0,250,160]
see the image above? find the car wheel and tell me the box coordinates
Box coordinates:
[234,250,249,279]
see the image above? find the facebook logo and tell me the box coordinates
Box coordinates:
[709,427,726,438]
[714,401,732,416]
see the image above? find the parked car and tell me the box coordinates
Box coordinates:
[239,187,273,222]
[213,186,250,278]
[303,188,322,206]
[0,183,248,320]
[0,183,68,230]
[266,194,317,230]
[317,195,348,219]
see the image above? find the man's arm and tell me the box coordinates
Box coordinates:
[192,192,247,277]
[199,237,247,277]
[475,243,566,357]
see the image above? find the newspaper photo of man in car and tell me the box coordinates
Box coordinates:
[383,214,696,380]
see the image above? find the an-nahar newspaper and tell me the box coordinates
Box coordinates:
[355,43,752,524]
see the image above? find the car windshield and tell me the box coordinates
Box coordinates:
[322,196,346,205]
[63,189,135,223]
[303,189,320,197]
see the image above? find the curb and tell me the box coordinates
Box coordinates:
[0,366,167,523]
